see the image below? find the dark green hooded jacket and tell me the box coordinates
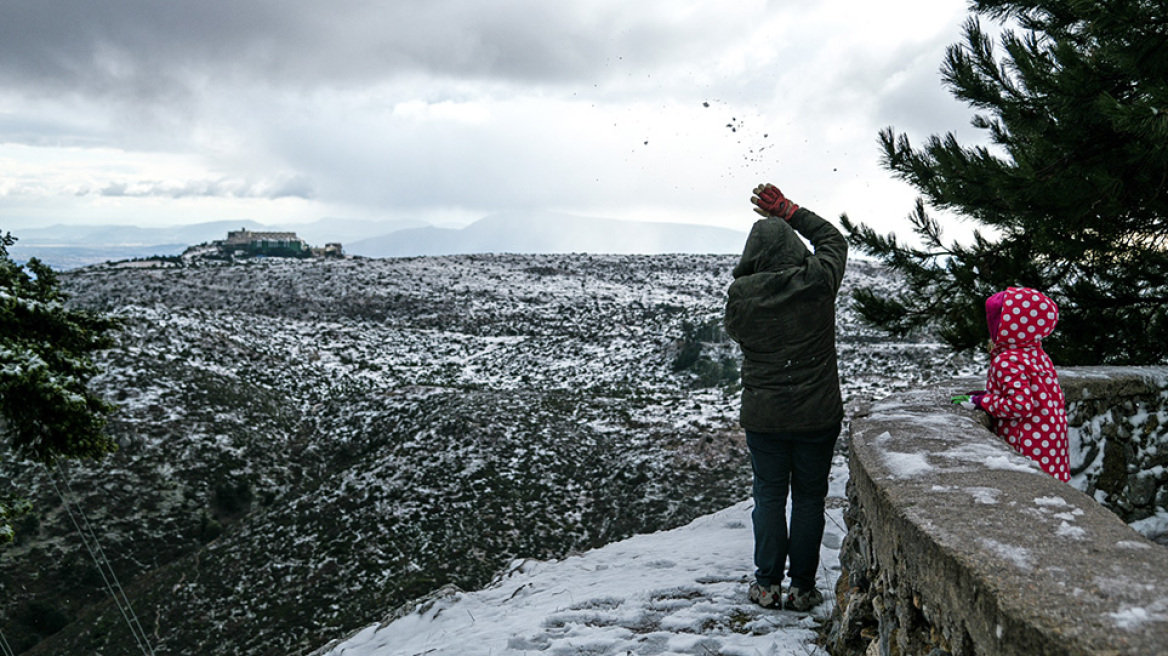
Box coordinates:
[724,207,848,434]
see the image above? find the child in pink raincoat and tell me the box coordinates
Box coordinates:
[968,288,1070,482]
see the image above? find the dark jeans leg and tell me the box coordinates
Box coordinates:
[787,435,836,590]
[747,425,838,591]
[747,433,791,588]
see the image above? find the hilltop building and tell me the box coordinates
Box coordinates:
[211,229,343,259]
[220,229,309,256]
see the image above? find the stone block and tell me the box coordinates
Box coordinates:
[1128,472,1158,508]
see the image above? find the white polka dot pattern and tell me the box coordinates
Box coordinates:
[982,288,1069,482]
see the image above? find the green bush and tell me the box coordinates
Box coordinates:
[672,318,739,388]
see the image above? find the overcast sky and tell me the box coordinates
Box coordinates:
[0,0,986,239]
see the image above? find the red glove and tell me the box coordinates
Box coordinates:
[751,184,799,220]
[971,392,987,410]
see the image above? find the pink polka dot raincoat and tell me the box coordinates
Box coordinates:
[978,287,1069,482]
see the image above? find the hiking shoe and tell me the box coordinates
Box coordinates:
[748,582,783,609]
[785,586,824,612]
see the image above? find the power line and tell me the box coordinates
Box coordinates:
[48,462,156,656]
[0,626,16,656]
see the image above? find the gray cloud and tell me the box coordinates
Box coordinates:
[0,1,735,154]
[0,113,112,149]
[94,175,314,200]
[868,43,980,141]
[0,1,717,99]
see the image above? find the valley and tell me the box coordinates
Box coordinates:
[0,253,978,655]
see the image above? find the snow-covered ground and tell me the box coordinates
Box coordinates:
[318,457,850,656]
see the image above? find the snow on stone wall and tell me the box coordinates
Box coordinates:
[828,367,1168,656]
[1063,367,1168,542]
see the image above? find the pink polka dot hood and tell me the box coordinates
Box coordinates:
[979,287,1069,482]
[986,287,1059,350]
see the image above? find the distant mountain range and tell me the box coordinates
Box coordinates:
[5,212,748,269]
[346,211,749,258]
[4,218,428,269]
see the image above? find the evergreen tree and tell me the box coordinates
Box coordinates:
[844,0,1168,365]
[0,231,119,544]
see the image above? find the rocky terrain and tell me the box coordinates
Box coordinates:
[0,253,979,655]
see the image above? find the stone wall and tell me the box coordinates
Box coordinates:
[826,367,1168,656]
[1065,368,1168,533]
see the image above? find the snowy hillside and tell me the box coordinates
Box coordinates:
[317,496,848,656]
[0,253,979,655]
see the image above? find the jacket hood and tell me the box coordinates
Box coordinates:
[985,290,1007,337]
[738,217,810,274]
[773,220,811,270]
[990,287,1059,347]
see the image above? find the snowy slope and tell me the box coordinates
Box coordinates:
[317,468,848,656]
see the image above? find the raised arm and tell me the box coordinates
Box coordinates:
[787,208,848,294]
[740,183,848,291]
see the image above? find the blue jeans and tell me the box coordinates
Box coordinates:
[747,424,839,591]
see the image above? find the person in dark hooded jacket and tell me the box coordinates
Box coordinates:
[725,183,847,611]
